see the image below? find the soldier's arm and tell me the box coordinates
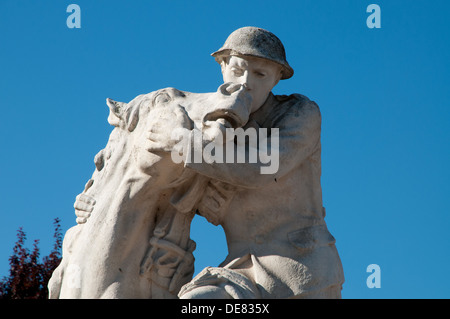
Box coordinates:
[183,98,321,189]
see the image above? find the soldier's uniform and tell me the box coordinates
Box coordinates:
[179,27,345,299]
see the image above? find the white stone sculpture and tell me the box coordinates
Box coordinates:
[48,84,253,298]
[49,26,344,299]
[177,27,345,299]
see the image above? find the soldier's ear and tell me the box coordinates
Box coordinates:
[273,68,283,87]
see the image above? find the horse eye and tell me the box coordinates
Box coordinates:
[94,150,105,171]
[154,93,171,105]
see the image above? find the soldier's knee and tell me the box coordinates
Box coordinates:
[179,285,232,299]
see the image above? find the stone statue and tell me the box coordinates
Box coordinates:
[48,84,253,298]
[175,27,345,299]
[49,26,344,299]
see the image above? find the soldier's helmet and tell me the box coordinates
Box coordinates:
[211,26,294,80]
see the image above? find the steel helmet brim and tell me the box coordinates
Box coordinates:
[211,27,294,80]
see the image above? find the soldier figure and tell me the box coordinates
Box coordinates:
[173,26,345,298]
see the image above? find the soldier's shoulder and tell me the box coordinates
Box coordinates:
[274,93,321,117]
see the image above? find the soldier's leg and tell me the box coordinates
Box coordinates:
[179,285,232,299]
[178,266,259,299]
[291,284,343,299]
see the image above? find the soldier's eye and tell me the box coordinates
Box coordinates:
[255,71,266,78]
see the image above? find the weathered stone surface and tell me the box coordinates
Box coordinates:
[49,26,344,299]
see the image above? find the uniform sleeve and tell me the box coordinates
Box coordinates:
[183,98,322,189]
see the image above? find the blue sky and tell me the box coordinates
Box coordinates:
[1,0,449,299]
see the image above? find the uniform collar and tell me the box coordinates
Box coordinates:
[249,92,277,127]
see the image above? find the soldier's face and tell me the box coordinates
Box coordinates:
[222,55,282,113]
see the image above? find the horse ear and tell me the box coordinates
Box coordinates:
[126,106,139,132]
[106,98,126,127]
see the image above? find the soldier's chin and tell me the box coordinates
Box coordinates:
[251,96,268,113]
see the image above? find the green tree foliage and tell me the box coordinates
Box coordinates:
[0,218,63,299]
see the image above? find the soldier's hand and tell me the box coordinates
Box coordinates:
[197,180,236,226]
